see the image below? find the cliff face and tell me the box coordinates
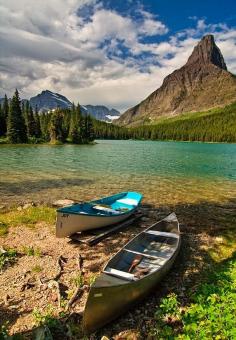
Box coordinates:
[117,35,236,126]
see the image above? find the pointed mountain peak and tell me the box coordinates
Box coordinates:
[186,34,227,70]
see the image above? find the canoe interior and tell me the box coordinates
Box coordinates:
[103,233,178,283]
[57,191,142,217]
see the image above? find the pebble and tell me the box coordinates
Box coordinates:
[52,199,75,207]
[23,203,34,209]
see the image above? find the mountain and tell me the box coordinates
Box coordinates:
[117,35,236,126]
[29,90,72,112]
[81,105,120,122]
[27,90,120,122]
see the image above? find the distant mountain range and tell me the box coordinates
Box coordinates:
[117,35,236,126]
[0,90,120,122]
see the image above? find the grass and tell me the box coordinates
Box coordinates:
[0,248,18,271]
[151,254,236,339]
[71,273,84,288]
[0,206,56,236]
[31,265,42,273]
[22,246,41,257]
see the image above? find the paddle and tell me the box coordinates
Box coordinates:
[128,254,143,273]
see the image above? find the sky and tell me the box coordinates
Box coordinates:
[0,0,236,112]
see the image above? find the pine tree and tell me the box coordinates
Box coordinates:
[7,89,27,143]
[69,104,81,143]
[49,109,64,143]
[84,114,94,142]
[26,105,36,138]
[0,104,4,136]
[1,95,9,136]
[34,106,41,138]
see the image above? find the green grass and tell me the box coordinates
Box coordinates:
[22,246,41,257]
[0,248,18,271]
[151,254,236,339]
[0,206,56,236]
[71,274,84,288]
[31,265,42,273]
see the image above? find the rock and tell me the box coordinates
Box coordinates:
[101,336,110,340]
[52,199,75,207]
[23,203,34,209]
[117,34,236,126]
[114,330,141,340]
[17,206,23,211]
[141,217,150,222]
[4,294,10,305]
[0,205,6,210]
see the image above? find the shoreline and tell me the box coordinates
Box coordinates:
[1,137,236,146]
[0,198,235,338]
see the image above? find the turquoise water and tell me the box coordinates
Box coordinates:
[0,140,235,206]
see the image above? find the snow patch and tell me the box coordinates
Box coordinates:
[106,115,120,120]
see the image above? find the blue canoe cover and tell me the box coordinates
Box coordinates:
[57,191,142,217]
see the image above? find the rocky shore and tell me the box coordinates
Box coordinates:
[0,198,235,339]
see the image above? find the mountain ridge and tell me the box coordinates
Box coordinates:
[116,34,236,126]
[0,90,120,122]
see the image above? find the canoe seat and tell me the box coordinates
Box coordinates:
[104,267,134,281]
[145,230,179,238]
[93,205,120,214]
[116,198,138,206]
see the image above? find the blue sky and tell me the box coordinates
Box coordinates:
[0,0,235,111]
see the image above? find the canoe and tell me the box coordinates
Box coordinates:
[56,192,142,238]
[83,213,180,333]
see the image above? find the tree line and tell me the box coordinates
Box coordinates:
[0,89,94,144]
[1,90,235,144]
[93,102,236,143]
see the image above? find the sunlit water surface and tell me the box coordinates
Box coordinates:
[0,140,235,206]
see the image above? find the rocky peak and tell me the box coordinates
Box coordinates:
[186,34,227,70]
[116,34,236,126]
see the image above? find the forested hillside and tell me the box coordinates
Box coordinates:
[94,102,236,143]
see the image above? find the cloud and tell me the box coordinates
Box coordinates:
[0,1,236,112]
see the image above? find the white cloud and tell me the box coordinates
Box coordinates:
[0,1,235,112]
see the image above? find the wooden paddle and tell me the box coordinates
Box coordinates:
[128,254,143,273]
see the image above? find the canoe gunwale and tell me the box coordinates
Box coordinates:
[57,205,139,217]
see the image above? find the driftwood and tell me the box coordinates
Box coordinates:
[54,255,65,281]
[66,285,89,310]
[77,254,84,272]
[66,254,87,310]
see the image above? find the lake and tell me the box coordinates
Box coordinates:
[0,140,236,207]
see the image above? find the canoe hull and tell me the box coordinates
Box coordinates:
[83,239,181,333]
[56,209,135,238]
